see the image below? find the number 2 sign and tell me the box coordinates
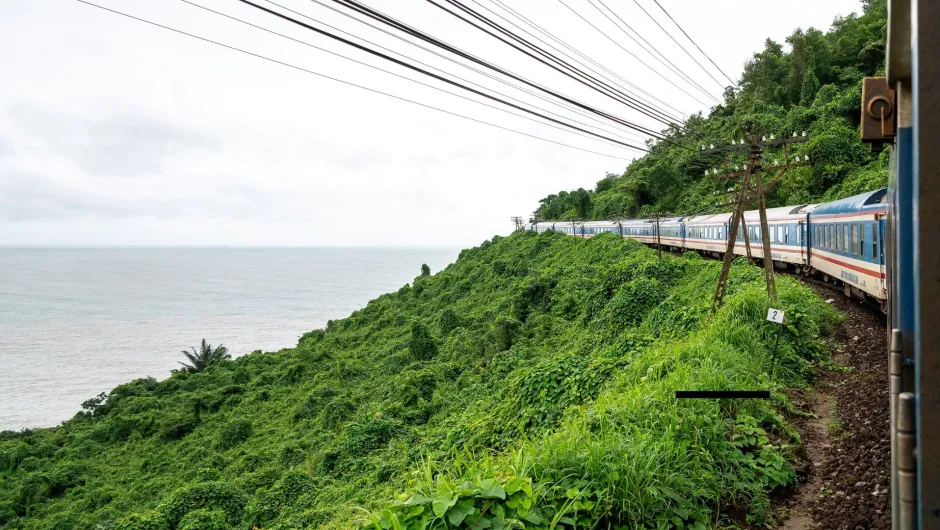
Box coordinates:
[767,308,785,324]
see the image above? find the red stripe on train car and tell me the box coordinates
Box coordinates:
[811,253,886,279]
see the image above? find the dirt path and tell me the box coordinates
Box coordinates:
[777,286,889,529]
[781,394,831,529]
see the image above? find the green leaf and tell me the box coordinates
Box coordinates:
[448,499,476,526]
[505,494,521,510]
[469,515,493,530]
[404,494,431,506]
[504,477,524,495]
[477,479,506,500]
[432,491,458,517]
[406,505,425,519]
[520,507,543,525]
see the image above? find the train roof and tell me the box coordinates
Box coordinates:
[581,220,619,227]
[811,188,888,217]
[657,217,683,225]
[743,204,815,222]
[684,213,731,225]
[619,218,654,226]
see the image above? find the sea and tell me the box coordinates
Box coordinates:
[0,247,460,431]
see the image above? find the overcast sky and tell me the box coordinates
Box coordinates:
[0,0,863,247]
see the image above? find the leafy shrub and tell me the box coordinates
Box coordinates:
[484,316,521,353]
[217,418,252,449]
[439,309,461,335]
[161,415,199,440]
[409,321,438,361]
[177,508,229,530]
[244,471,318,526]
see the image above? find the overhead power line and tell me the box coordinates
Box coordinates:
[324,0,670,139]
[236,0,651,151]
[469,0,685,123]
[426,0,684,128]
[555,0,719,106]
[75,0,642,161]
[645,0,738,89]
[180,0,646,149]
[322,0,722,160]
[487,0,687,121]
[300,0,651,143]
[587,0,717,101]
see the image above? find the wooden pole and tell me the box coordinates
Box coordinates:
[753,140,778,301]
[713,166,752,311]
[656,213,663,259]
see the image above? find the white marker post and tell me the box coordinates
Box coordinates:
[767,308,785,376]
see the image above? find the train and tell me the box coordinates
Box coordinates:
[531,188,888,307]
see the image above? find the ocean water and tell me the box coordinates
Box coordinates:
[0,247,459,431]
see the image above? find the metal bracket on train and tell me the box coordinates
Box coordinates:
[861,77,897,152]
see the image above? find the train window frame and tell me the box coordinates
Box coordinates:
[785,225,790,244]
[844,225,849,254]
[872,223,878,262]
[852,224,859,256]
[859,223,865,258]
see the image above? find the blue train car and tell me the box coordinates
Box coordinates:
[807,188,887,301]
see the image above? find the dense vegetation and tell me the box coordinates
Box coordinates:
[0,232,839,529]
[535,0,888,222]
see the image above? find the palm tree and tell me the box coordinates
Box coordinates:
[179,339,230,373]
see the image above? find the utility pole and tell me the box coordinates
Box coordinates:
[510,216,524,232]
[705,133,810,310]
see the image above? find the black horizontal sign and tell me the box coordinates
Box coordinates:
[675,391,770,399]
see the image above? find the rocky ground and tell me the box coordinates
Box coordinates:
[778,284,890,529]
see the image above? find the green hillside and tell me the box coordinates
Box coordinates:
[534,0,887,222]
[1,232,838,529]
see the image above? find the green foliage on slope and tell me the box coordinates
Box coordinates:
[535,0,888,222]
[0,232,839,529]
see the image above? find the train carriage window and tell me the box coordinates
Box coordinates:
[785,225,790,244]
[872,223,878,262]
[852,225,859,256]
[859,224,865,258]
[828,225,833,250]
[836,225,841,252]
[843,225,849,254]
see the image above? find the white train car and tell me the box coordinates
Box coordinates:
[578,220,621,238]
[620,219,658,245]
[736,204,815,266]
[657,217,684,250]
[683,213,732,255]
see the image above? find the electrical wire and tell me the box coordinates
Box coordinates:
[468,0,684,123]
[323,0,670,139]
[587,0,718,101]
[429,0,685,128]
[300,0,652,143]
[321,0,724,161]
[488,0,686,120]
[638,0,736,89]
[75,0,642,161]
[237,0,652,151]
[182,0,648,147]
[555,0,719,106]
